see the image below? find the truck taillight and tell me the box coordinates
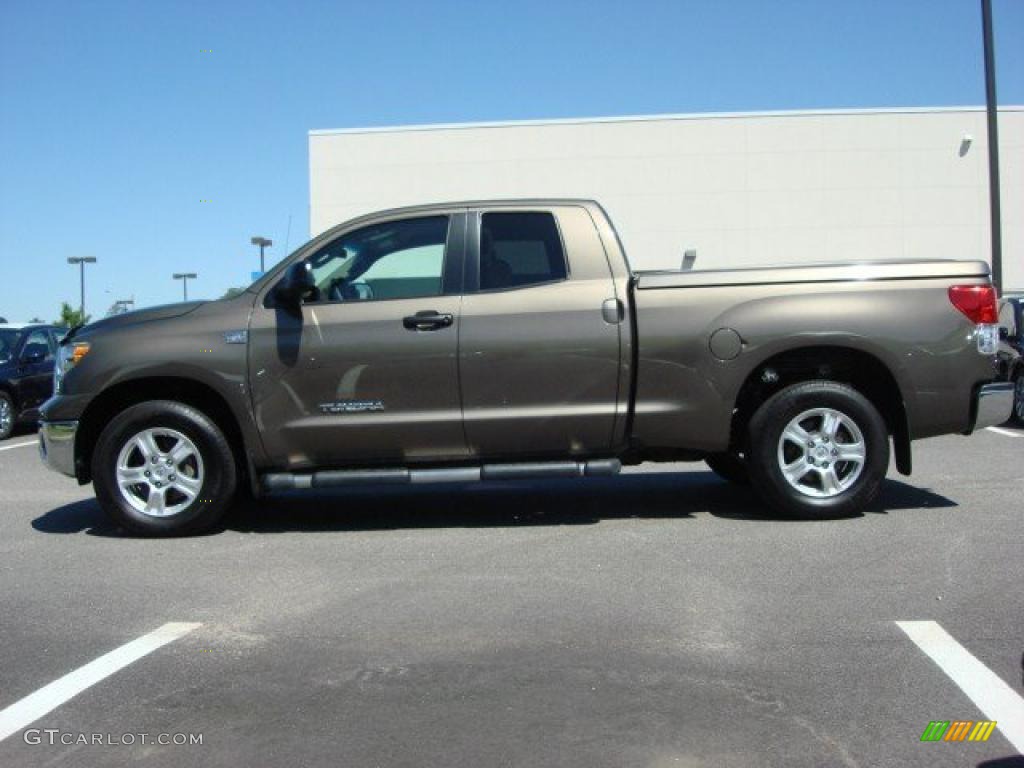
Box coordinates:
[948,285,998,324]
[949,284,999,354]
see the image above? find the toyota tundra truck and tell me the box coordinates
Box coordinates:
[39,200,1013,535]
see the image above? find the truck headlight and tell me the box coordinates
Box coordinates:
[54,342,91,394]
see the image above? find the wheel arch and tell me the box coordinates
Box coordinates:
[75,376,255,490]
[729,345,912,475]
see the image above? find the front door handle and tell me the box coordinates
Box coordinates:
[403,310,454,331]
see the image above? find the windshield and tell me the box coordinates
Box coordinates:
[0,329,23,364]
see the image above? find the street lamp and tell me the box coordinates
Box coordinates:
[250,236,272,273]
[173,272,198,301]
[67,257,97,317]
[113,298,135,314]
[981,0,1002,293]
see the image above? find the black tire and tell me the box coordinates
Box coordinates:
[1010,371,1024,426]
[92,400,237,536]
[705,452,749,485]
[0,391,14,441]
[746,380,889,519]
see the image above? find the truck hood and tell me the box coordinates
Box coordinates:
[72,301,206,338]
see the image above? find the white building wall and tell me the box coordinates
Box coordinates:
[310,107,1024,291]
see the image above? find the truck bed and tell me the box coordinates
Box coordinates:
[628,256,995,456]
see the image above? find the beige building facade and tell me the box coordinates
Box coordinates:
[310,107,1023,290]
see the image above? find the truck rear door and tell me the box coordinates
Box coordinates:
[458,205,624,458]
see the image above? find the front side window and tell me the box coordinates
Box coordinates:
[22,329,53,361]
[479,212,567,291]
[305,216,450,303]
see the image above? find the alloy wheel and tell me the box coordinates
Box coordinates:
[115,428,204,517]
[776,407,867,498]
[0,398,12,436]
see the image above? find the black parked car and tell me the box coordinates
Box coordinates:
[0,324,66,440]
[997,295,1023,425]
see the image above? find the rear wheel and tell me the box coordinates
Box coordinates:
[747,381,889,519]
[0,392,14,440]
[92,400,237,536]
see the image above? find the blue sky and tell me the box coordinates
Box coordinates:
[1,0,1022,322]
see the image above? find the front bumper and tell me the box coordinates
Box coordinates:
[38,420,78,478]
[973,382,1014,431]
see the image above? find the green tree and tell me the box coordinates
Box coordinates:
[220,286,246,299]
[54,302,90,328]
[29,316,43,323]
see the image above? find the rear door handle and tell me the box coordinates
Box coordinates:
[602,298,624,324]
[403,310,454,331]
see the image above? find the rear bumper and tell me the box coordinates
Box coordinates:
[972,382,1014,431]
[38,420,78,478]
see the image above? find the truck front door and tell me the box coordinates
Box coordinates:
[248,212,469,469]
[458,206,624,458]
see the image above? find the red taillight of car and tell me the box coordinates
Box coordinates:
[948,285,998,324]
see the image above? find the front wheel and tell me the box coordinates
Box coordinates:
[746,381,889,519]
[92,400,237,536]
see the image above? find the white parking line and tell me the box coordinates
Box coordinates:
[896,620,1024,754]
[0,622,201,742]
[0,440,37,452]
[986,426,1022,438]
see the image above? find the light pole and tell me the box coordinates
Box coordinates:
[250,236,272,273]
[173,272,197,301]
[981,0,1002,293]
[67,257,97,317]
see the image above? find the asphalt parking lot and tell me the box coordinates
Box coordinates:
[0,426,1021,767]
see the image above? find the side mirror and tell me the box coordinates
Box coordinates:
[275,260,315,306]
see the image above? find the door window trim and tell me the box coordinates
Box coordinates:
[260,212,468,309]
[300,213,466,306]
[465,210,570,294]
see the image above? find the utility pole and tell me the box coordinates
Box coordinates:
[250,236,272,273]
[173,272,197,301]
[67,257,97,317]
[981,0,1002,293]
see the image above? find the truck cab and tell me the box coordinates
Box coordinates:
[245,203,629,469]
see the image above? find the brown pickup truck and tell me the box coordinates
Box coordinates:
[39,200,1012,535]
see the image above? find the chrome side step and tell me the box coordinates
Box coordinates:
[261,458,621,491]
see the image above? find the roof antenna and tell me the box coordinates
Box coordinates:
[681,249,697,271]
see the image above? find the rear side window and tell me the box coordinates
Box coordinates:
[479,212,567,291]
